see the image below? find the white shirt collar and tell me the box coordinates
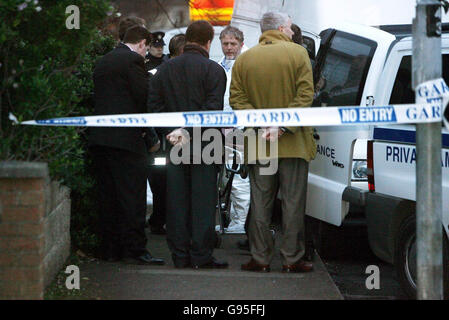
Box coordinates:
[122,43,135,52]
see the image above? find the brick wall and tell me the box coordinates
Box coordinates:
[0,161,70,300]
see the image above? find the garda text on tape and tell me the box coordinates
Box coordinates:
[10,78,449,129]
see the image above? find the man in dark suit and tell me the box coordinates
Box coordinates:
[89,25,164,265]
[147,20,227,269]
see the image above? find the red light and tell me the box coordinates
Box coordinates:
[367,140,375,192]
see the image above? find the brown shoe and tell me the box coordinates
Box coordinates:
[282,259,313,273]
[241,259,270,272]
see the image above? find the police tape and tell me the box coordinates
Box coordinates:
[9,78,449,129]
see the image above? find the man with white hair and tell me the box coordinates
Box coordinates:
[231,12,316,273]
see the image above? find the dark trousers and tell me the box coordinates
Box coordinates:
[91,146,148,257]
[148,165,167,228]
[166,163,218,267]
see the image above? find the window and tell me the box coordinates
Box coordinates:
[313,31,377,107]
[389,54,449,104]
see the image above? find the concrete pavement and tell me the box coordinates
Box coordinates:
[79,230,343,300]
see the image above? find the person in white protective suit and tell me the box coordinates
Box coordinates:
[217,25,250,234]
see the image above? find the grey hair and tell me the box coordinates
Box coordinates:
[260,11,290,33]
[219,26,244,43]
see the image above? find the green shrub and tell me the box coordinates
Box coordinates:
[0,0,116,253]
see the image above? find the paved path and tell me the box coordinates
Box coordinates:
[79,231,342,300]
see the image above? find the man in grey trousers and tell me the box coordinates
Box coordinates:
[230,11,316,273]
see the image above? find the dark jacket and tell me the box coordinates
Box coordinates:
[147,44,226,138]
[145,53,169,72]
[89,43,158,155]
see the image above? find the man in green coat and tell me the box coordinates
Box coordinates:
[230,11,316,273]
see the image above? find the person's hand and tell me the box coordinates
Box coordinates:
[149,140,160,153]
[261,127,284,142]
[166,128,189,146]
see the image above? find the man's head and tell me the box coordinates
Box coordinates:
[291,23,303,45]
[123,25,152,58]
[260,11,293,39]
[219,26,244,60]
[169,33,186,58]
[186,20,214,52]
[118,16,146,41]
[148,31,165,58]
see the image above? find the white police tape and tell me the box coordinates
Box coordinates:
[9,78,449,129]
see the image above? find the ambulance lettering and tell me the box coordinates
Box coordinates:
[316,144,336,159]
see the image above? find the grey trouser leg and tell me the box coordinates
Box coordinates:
[248,158,309,265]
[248,163,278,265]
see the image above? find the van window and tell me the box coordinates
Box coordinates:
[313,31,377,107]
[389,54,449,104]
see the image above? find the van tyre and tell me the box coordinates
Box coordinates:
[394,215,449,299]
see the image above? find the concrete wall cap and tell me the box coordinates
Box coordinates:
[0,161,49,178]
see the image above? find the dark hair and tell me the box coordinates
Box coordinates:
[118,16,146,41]
[186,20,214,46]
[291,23,303,45]
[169,33,186,57]
[219,25,244,43]
[123,25,152,45]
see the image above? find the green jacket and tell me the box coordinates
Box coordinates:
[230,30,316,163]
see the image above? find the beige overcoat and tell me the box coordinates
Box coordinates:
[230,30,316,163]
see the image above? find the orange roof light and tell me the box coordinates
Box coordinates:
[189,0,235,26]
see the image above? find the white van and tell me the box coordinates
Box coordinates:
[306,21,449,298]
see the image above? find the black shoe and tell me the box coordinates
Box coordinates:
[150,225,167,235]
[123,252,165,265]
[237,239,249,251]
[192,257,228,269]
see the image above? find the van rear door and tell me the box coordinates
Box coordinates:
[306,23,395,226]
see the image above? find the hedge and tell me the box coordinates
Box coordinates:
[0,0,117,253]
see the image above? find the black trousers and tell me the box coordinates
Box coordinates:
[91,146,148,257]
[166,163,218,267]
[148,165,167,228]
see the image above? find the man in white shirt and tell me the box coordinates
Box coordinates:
[218,26,250,234]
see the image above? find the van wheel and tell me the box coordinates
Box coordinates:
[394,215,449,299]
[394,215,417,298]
[309,217,345,259]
